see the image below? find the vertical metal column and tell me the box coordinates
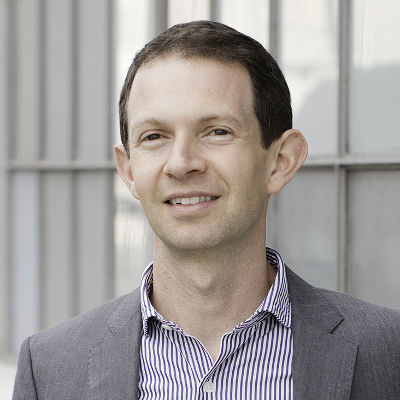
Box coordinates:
[266,0,281,248]
[269,0,280,61]
[38,0,46,331]
[71,0,80,317]
[337,0,351,293]
[106,0,115,301]
[0,0,11,358]
[148,0,169,38]
[210,0,220,21]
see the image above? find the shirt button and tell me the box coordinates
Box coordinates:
[203,381,216,393]
[161,323,172,331]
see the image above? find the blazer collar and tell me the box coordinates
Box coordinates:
[87,268,359,400]
[286,267,358,400]
[87,288,142,400]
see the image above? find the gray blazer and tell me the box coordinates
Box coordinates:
[13,268,400,399]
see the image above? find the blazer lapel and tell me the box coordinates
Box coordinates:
[87,289,143,400]
[86,268,358,400]
[286,268,358,400]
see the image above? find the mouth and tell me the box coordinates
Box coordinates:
[166,196,219,205]
[164,192,220,206]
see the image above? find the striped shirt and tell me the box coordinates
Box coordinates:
[138,248,293,399]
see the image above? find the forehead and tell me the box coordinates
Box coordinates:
[126,55,255,128]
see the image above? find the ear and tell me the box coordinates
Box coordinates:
[267,129,308,194]
[114,144,139,199]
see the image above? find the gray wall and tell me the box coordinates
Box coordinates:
[2,0,400,362]
[2,0,115,357]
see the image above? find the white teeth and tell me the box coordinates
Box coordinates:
[169,196,216,205]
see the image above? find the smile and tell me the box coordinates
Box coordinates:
[168,196,218,205]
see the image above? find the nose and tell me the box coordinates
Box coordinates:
[163,134,207,179]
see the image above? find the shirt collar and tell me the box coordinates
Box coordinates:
[140,247,292,337]
[140,261,164,337]
[237,247,292,329]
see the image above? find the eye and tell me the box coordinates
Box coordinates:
[210,128,229,136]
[144,133,162,141]
[138,132,166,147]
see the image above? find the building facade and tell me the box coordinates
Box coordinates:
[1,0,399,366]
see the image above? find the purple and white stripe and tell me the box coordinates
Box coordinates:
[138,247,293,399]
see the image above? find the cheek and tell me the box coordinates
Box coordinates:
[131,165,153,198]
[218,160,265,205]
[230,151,265,182]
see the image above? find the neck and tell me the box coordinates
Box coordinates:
[150,232,276,361]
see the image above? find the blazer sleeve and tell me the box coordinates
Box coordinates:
[12,337,38,400]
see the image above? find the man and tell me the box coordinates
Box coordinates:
[13,21,400,400]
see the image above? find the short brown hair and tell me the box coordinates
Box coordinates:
[119,20,292,156]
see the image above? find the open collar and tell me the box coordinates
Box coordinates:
[140,248,292,337]
[86,265,358,400]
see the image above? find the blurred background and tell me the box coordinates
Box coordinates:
[1,0,400,394]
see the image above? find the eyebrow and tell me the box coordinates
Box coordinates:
[132,118,168,130]
[197,114,245,129]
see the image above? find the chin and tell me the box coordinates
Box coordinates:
[155,229,223,253]
[165,238,216,252]
[160,229,246,255]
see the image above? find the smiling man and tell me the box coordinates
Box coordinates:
[13,21,400,400]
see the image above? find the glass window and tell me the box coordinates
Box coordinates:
[115,0,151,144]
[349,0,400,154]
[77,172,114,313]
[281,0,338,156]
[42,172,73,328]
[218,0,269,48]
[269,169,338,290]
[14,0,41,161]
[168,0,210,26]
[347,170,400,308]
[44,0,73,161]
[10,173,40,354]
[114,0,154,294]
[76,0,112,162]
[114,176,153,296]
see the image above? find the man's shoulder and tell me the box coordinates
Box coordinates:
[286,266,400,340]
[318,286,400,340]
[14,289,142,398]
[317,286,400,394]
[319,286,400,319]
[287,266,400,392]
[29,287,141,356]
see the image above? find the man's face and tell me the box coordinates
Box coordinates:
[124,55,275,252]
